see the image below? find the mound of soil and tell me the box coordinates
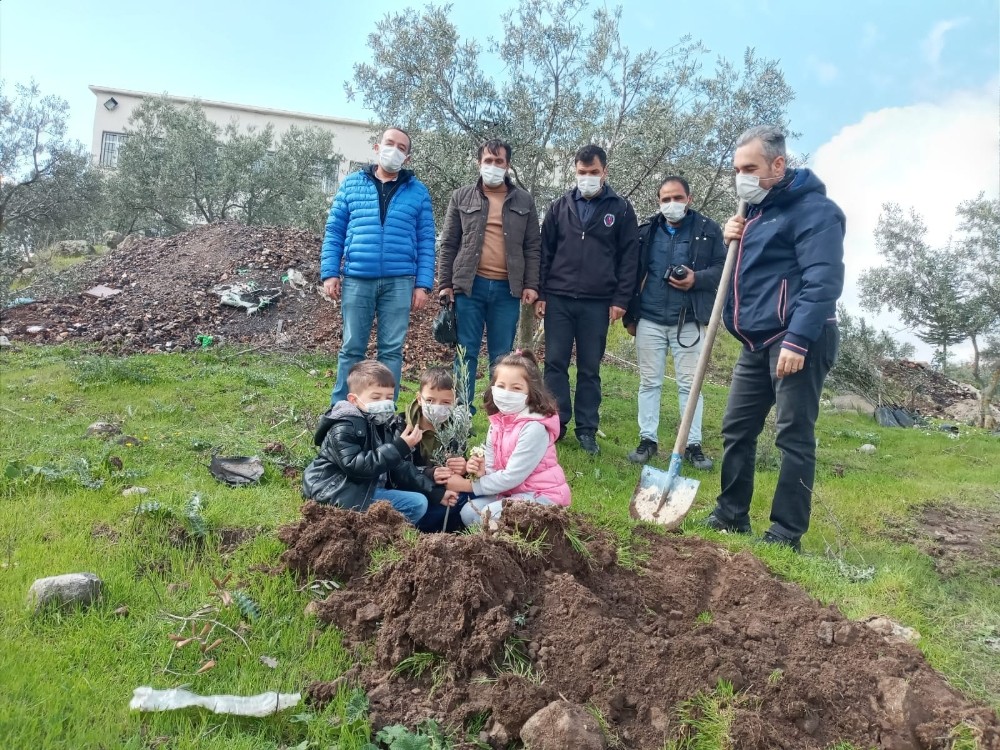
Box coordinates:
[1,223,455,374]
[880,359,988,420]
[280,502,999,750]
[887,502,1000,579]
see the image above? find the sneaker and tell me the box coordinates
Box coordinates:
[627,439,658,464]
[703,511,752,535]
[761,530,801,553]
[684,443,713,471]
[577,434,600,455]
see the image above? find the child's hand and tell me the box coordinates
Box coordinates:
[445,456,467,475]
[441,490,459,507]
[400,423,424,448]
[466,455,485,476]
[433,466,452,484]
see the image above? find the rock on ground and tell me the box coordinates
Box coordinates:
[520,701,607,750]
[28,573,103,614]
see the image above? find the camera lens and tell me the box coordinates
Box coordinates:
[671,266,688,280]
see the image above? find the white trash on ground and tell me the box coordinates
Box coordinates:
[129,686,301,716]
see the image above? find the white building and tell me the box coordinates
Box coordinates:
[88,85,376,193]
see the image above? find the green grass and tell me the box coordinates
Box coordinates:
[1,343,998,748]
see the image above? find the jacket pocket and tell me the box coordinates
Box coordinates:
[777,279,788,326]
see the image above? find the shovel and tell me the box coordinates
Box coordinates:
[629,200,748,528]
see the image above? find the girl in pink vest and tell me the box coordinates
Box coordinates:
[442,351,571,527]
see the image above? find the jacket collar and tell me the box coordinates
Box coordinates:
[364,163,414,185]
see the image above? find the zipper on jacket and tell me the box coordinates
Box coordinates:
[731,211,763,350]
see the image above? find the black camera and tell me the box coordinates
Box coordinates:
[665,265,688,281]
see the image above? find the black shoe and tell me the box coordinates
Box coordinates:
[627,439,658,464]
[761,530,802,553]
[577,434,600,455]
[684,443,714,471]
[703,511,752,535]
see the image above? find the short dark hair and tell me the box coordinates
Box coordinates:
[482,350,558,417]
[382,126,412,152]
[347,360,395,393]
[477,138,512,164]
[574,144,607,168]
[658,175,690,196]
[418,367,455,392]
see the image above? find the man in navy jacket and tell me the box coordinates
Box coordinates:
[321,127,436,404]
[535,144,640,455]
[705,125,845,552]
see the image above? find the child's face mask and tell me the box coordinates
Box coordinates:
[362,399,396,424]
[422,402,452,427]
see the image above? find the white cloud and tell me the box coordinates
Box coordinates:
[922,17,968,66]
[811,84,1000,361]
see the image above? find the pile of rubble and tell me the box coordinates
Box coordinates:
[880,359,997,425]
[1,223,453,374]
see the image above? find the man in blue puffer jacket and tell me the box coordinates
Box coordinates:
[321,127,436,404]
[704,125,845,552]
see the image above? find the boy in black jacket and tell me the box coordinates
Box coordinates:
[302,361,458,524]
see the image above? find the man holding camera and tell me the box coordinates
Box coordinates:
[624,176,725,468]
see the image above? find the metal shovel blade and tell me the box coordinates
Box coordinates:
[629,464,699,530]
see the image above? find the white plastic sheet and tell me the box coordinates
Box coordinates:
[129,686,301,717]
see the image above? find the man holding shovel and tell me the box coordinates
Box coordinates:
[704,125,845,552]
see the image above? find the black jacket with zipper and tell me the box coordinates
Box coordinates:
[302,401,444,511]
[539,184,640,308]
[623,208,726,328]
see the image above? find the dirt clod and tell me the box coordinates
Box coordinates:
[284,502,1000,749]
[888,502,1000,577]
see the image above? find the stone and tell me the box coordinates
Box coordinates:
[26,325,46,335]
[816,621,835,646]
[303,601,319,618]
[833,622,859,645]
[520,700,607,750]
[121,486,149,497]
[830,393,874,414]
[858,443,877,454]
[864,616,920,644]
[55,240,96,257]
[356,603,383,623]
[745,618,769,641]
[28,573,103,614]
[102,231,125,248]
[87,422,121,437]
[0,335,10,348]
[487,721,510,746]
[649,706,670,733]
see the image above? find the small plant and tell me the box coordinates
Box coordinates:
[134,492,209,540]
[4,457,105,489]
[376,719,452,750]
[367,544,404,575]
[695,611,713,625]
[565,523,594,562]
[663,680,740,750]
[767,668,784,685]
[493,637,542,684]
[495,527,549,558]
[431,344,474,467]
[948,721,984,750]
[586,702,623,748]
[392,652,447,694]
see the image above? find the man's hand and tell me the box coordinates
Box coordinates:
[667,267,696,291]
[445,456,468,475]
[723,215,746,245]
[440,490,459,507]
[400,423,424,448]
[439,287,455,303]
[446,475,473,493]
[775,349,806,379]
[412,288,429,311]
[466,455,485,477]
[534,300,546,319]
[433,466,452,484]
[609,306,626,322]
[323,278,342,299]
[521,288,539,305]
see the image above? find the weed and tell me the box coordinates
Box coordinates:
[495,527,549,558]
[392,652,447,694]
[949,721,984,750]
[493,637,542,684]
[377,718,452,749]
[767,669,784,685]
[134,492,210,541]
[663,680,739,750]
[695,611,713,625]
[72,357,159,387]
[565,523,594,561]
[367,543,404,575]
[586,702,623,748]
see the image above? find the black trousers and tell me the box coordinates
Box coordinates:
[713,325,839,540]
[542,294,610,436]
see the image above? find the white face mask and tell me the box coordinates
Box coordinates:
[576,174,602,198]
[491,387,528,414]
[362,399,396,424]
[735,173,770,205]
[480,164,507,187]
[659,201,687,223]
[377,145,407,173]
[421,402,452,428]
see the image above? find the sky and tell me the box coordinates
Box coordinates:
[2,0,999,359]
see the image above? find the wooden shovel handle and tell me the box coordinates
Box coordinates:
[670,201,748,456]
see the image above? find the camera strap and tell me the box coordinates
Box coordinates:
[675,307,702,349]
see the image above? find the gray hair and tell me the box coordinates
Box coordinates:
[736,125,786,161]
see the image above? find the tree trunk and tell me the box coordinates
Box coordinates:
[970,333,981,385]
[516,304,538,351]
[979,367,1000,429]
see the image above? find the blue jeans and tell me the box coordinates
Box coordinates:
[636,318,704,445]
[454,276,521,406]
[373,488,428,525]
[331,276,414,404]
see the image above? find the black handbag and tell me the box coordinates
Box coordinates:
[432,299,459,345]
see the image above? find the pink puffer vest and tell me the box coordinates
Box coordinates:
[487,410,571,506]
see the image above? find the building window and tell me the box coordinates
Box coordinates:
[317,158,341,195]
[100,132,127,168]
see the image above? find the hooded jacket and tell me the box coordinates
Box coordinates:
[624,208,726,328]
[437,177,542,297]
[723,168,846,353]
[473,410,571,506]
[539,184,640,308]
[302,401,444,510]
[320,165,437,290]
